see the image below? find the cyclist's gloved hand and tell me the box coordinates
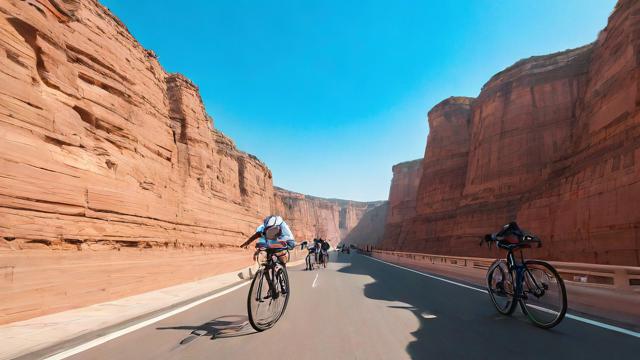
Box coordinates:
[286,240,296,250]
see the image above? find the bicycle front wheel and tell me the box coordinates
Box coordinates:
[247,267,290,331]
[487,259,516,315]
[520,260,567,329]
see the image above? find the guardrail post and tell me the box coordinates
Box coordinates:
[613,269,631,291]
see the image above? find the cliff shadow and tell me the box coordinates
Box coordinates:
[335,254,637,359]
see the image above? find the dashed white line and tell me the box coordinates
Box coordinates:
[312,273,319,288]
[364,255,640,338]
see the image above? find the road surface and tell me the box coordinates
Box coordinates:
[50,253,639,359]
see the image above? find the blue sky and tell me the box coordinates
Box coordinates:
[102,0,615,201]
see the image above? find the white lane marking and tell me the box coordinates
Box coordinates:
[367,256,485,293]
[44,281,251,360]
[312,273,319,288]
[364,255,640,338]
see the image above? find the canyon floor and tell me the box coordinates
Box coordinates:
[20,252,639,360]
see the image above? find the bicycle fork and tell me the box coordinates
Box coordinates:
[256,267,278,302]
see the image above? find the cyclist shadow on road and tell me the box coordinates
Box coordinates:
[157,315,254,344]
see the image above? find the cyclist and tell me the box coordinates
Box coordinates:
[305,239,318,270]
[240,215,296,265]
[313,237,322,262]
[319,238,330,265]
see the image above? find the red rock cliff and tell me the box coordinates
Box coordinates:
[382,0,640,266]
[274,187,384,246]
[382,159,422,249]
[0,0,379,323]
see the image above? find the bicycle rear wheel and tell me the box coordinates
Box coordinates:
[247,267,290,331]
[487,259,516,315]
[520,260,567,328]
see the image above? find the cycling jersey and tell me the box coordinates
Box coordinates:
[255,220,295,249]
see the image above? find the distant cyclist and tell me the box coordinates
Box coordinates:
[320,239,330,265]
[313,237,322,262]
[240,215,296,265]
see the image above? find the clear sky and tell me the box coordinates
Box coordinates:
[102,0,616,201]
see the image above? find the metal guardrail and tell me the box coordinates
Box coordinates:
[371,249,640,292]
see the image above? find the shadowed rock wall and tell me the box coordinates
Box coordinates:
[381,0,640,266]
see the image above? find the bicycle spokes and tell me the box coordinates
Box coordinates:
[519,261,567,328]
[247,263,290,332]
[487,260,516,315]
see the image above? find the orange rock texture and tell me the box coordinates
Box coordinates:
[342,202,388,247]
[0,0,380,322]
[380,0,640,266]
[274,187,384,246]
[382,159,422,249]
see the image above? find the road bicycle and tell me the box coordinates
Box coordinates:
[302,242,318,270]
[481,222,567,328]
[319,249,329,268]
[247,241,292,331]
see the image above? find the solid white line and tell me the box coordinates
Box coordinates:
[366,255,485,293]
[44,281,251,360]
[312,273,319,288]
[364,255,640,338]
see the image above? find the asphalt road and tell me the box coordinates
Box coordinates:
[61,252,639,360]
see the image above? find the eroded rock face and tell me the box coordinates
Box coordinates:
[0,0,385,323]
[382,159,422,249]
[0,0,277,251]
[342,202,388,247]
[0,0,380,254]
[381,0,640,266]
[273,187,384,246]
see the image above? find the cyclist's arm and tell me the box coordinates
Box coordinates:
[240,232,262,248]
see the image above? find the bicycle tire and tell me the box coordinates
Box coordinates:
[519,260,567,329]
[487,259,517,315]
[247,267,290,331]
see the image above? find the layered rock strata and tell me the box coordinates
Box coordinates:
[381,0,640,266]
[274,187,384,246]
[0,0,381,323]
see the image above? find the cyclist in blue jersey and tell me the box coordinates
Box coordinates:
[241,215,296,265]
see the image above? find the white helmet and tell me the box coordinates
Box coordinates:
[263,215,284,240]
[263,215,283,229]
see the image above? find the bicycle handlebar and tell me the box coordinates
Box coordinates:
[480,222,542,249]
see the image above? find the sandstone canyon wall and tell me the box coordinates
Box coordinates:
[274,187,384,246]
[342,202,388,247]
[0,0,378,323]
[381,159,422,249]
[381,0,640,266]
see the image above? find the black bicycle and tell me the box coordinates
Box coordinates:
[247,242,292,331]
[481,222,567,328]
[319,250,328,268]
[301,241,318,270]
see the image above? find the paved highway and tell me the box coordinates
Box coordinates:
[52,253,638,359]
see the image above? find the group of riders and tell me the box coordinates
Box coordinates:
[239,215,326,265]
[305,237,331,270]
[239,215,339,271]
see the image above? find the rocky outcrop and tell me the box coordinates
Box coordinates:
[382,159,422,249]
[0,0,277,252]
[273,187,384,246]
[0,0,382,323]
[342,202,388,247]
[381,0,640,266]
